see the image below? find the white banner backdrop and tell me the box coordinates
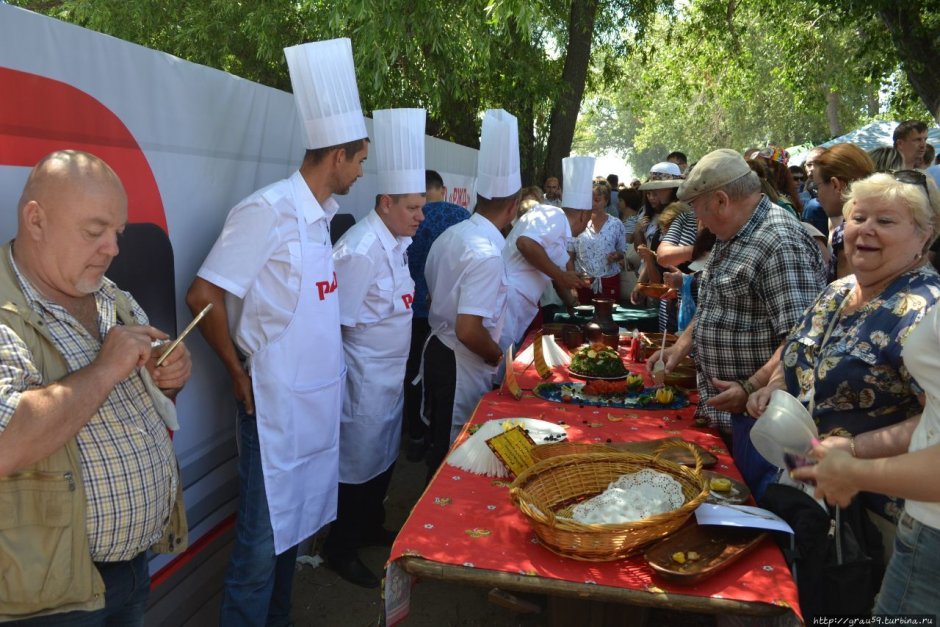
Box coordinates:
[0,2,478,602]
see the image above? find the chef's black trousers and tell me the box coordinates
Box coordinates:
[323,462,396,558]
[403,316,431,441]
[422,335,456,484]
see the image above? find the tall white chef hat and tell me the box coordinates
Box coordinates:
[561,156,596,210]
[476,109,521,200]
[373,108,426,195]
[284,38,368,150]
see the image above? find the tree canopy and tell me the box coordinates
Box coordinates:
[11,0,940,181]
[574,0,936,174]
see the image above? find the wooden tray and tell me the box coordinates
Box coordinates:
[702,470,750,505]
[607,437,717,468]
[644,523,768,584]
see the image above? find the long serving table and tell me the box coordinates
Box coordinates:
[383,336,802,625]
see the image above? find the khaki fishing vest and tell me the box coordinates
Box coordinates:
[0,242,187,621]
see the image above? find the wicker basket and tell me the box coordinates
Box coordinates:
[530,441,617,462]
[509,441,708,561]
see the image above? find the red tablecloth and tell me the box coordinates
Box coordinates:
[385,342,801,624]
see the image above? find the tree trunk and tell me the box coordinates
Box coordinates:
[518,99,536,186]
[825,90,844,137]
[867,87,880,118]
[541,0,600,184]
[877,4,940,123]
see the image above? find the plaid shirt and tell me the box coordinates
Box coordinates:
[694,196,827,430]
[0,254,177,562]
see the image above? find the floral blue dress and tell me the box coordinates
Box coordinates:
[783,265,940,520]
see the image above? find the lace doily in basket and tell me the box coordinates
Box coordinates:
[569,469,686,525]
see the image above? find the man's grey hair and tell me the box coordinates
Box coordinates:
[721,171,760,200]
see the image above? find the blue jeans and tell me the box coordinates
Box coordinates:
[874,510,940,617]
[219,404,298,627]
[731,412,779,501]
[9,552,149,626]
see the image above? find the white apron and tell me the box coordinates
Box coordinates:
[339,249,414,484]
[500,288,539,350]
[251,196,345,555]
[448,341,500,442]
[437,270,508,444]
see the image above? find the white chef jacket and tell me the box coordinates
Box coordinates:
[197,171,339,358]
[332,209,414,483]
[426,212,508,350]
[900,302,940,529]
[333,211,413,327]
[503,204,572,306]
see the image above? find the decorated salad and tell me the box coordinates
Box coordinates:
[569,342,628,378]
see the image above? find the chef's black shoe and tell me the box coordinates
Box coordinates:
[361,527,398,547]
[326,552,379,589]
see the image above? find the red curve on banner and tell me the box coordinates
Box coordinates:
[0,67,167,232]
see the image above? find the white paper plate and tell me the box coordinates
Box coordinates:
[447,418,567,477]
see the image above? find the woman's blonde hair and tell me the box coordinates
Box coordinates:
[843,172,940,249]
[519,197,540,217]
[593,180,611,202]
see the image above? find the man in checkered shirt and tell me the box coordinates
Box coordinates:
[0,151,191,623]
[648,149,826,498]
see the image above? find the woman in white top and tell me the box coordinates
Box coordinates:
[572,181,626,303]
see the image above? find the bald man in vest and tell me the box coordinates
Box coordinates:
[0,150,190,624]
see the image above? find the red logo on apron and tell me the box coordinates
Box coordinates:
[316,272,338,300]
[401,293,414,310]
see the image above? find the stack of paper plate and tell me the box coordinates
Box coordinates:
[447,418,567,478]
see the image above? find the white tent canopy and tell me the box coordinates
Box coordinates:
[789,120,940,166]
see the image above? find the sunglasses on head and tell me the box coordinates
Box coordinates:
[892,169,930,198]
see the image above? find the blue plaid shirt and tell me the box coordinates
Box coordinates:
[408,201,470,318]
[694,196,827,430]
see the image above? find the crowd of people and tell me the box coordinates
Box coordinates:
[1,32,939,625]
[646,124,940,618]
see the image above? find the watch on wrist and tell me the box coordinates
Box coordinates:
[738,378,756,395]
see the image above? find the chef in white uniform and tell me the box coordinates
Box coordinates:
[324,108,426,588]
[422,109,521,480]
[500,156,597,349]
[186,39,369,626]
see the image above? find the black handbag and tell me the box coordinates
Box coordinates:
[759,483,885,619]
